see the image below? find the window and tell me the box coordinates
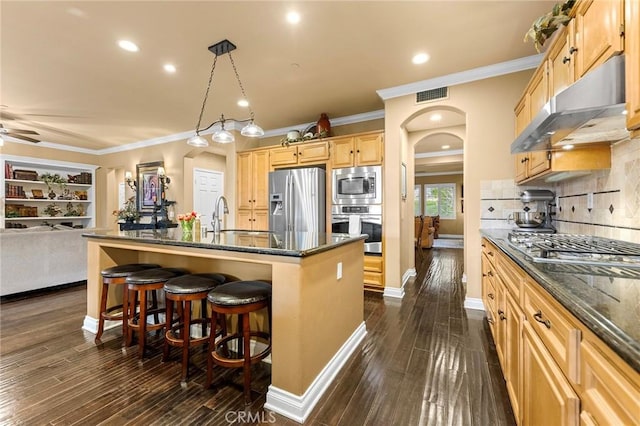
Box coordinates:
[423,183,456,219]
[414,185,422,216]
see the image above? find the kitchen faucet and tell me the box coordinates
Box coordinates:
[212,195,229,235]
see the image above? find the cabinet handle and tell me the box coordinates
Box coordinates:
[350,150,353,154]
[498,309,506,321]
[562,56,571,64]
[481,243,486,248]
[488,251,494,256]
[487,317,495,324]
[488,293,494,300]
[533,310,551,329]
[569,46,578,54]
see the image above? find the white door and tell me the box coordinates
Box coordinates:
[193,168,223,229]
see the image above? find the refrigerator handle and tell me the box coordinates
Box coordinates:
[289,176,294,231]
[285,174,290,231]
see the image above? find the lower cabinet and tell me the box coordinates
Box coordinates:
[364,255,384,290]
[480,238,640,426]
[522,321,580,426]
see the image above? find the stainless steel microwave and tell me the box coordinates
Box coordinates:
[332,165,382,205]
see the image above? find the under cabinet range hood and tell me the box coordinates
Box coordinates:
[511,55,629,154]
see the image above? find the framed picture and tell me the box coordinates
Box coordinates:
[136,161,163,214]
[401,162,407,200]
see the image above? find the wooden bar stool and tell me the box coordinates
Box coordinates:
[162,273,227,384]
[205,281,272,404]
[96,263,160,344]
[125,267,188,358]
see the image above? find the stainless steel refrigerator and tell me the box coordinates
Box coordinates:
[269,167,326,233]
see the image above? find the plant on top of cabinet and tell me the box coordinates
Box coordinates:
[524,0,575,52]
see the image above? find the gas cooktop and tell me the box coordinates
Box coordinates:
[507,232,640,270]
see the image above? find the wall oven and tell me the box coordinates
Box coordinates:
[332,165,382,205]
[331,204,382,254]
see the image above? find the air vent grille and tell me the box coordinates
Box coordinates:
[416,87,448,103]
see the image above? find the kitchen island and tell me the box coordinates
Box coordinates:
[82,228,367,423]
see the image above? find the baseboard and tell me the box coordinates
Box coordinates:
[264,321,367,423]
[82,315,120,334]
[464,297,485,311]
[383,270,411,299]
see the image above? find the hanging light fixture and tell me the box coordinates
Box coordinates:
[187,39,264,147]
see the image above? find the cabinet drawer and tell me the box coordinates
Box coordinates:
[497,253,525,303]
[364,271,383,287]
[523,278,581,384]
[364,255,383,272]
[481,239,498,268]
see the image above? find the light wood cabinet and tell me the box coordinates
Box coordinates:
[330,132,383,168]
[270,141,329,168]
[236,149,269,231]
[514,144,610,184]
[522,321,580,426]
[363,254,384,290]
[548,25,575,97]
[481,237,640,426]
[626,0,640,132]
[573,0,624,79]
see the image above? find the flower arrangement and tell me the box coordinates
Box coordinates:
[177,211,198,224]
[524,0,575,52]
[113,196,140,221]
[178,211,198,236]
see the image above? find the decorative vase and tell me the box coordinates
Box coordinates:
[48,190,56,199]
[317,113,331,136]
[180,220,193,241]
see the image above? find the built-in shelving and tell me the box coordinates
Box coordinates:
[1,155,98,229]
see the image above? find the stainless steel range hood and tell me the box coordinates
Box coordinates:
[511,55,628,154]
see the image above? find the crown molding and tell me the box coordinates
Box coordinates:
[262,109,385,138]
[376,54,544,101]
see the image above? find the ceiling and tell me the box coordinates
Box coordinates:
[0,1,553,159]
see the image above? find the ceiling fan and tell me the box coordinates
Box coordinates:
[0,123,41,143]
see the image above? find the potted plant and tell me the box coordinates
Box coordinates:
[524,0,575,52]
[113,197,140,222]
[40,172,67,199]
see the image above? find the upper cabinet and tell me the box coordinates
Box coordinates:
[573,0,624,78]
[626,0,640,133]
[236,149,269,231]
[269,140,329,168]
[330,132,383,168]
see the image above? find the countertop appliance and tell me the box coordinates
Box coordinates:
[507,232,640,272]
[269,167,326,233]
[511,55,628,153]
[332,165,382,205]
[511,189,556,232]
[331,204,382,254]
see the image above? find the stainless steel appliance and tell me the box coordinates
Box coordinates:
[269,167,326,233]
[510,189,556,232]
[507,232,640,270]
[331,204,382,254]
[332,165,382,205]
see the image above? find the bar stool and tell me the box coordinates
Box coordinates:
[96,263,161,344]
[125,267,188,358]
[162,273,227,384]
[205,281,272,404]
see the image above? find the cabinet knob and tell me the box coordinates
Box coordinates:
[487,317,495,325]
[562,56,571,64]
[569,46,578,54]
[350,150,353,154]
[488,293,494,300]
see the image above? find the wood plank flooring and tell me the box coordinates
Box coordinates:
[0,247,514,425]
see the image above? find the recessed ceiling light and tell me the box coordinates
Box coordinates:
[562,144,575,150]
[430,113,442,122]
[286,11,301,24]
[163,64,176,73]
[118,40,139,52]
[237,99,249,108]
[412,53,430,65]
[441,145,450,149]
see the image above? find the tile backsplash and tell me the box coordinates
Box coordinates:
[480,138,640,243]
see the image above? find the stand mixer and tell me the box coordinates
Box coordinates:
[517,189,556,232]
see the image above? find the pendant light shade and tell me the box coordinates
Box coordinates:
[188,39,264,146]
[187,134,209,147]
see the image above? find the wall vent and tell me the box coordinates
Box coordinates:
[416,87,448,103]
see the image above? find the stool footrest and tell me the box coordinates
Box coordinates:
[212,332,271,368]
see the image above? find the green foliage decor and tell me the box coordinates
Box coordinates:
[524,0,575,52]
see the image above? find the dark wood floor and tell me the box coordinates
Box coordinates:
[0,247,514,425]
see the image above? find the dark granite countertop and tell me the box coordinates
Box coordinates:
[481,229,640,373]
[83,228,366,258]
